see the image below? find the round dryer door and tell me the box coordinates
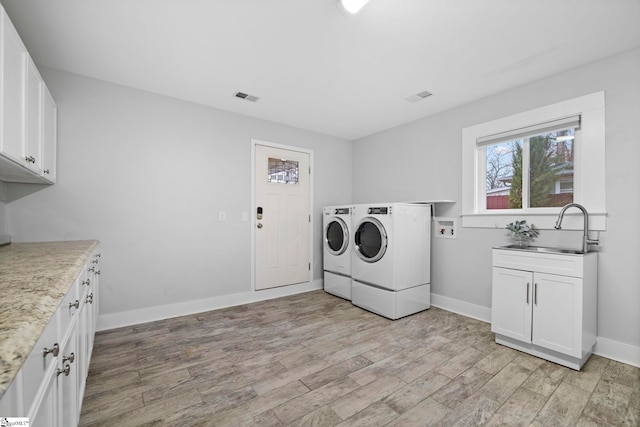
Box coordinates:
[325,218,349,255]
[354,217,387,263]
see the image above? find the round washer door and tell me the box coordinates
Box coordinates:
[325,217,349,256]
[354,217,387,263]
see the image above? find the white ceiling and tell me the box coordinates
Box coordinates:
[2,0,639,140]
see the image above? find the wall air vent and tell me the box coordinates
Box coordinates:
[235,91,260,102]
[405,90,433,103]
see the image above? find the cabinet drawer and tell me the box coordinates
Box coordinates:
[493,249,584,278]
[21,313,58,406]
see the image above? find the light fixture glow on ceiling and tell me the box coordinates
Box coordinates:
[338,0,371,14]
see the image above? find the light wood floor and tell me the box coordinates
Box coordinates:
[79,290,639,426]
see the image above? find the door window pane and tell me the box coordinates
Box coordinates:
[268,158,299,184]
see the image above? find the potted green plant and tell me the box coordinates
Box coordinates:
[506,220,539,248]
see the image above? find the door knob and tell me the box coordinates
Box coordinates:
[257,223,263,228]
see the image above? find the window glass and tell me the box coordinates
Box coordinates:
[530,129,574,208]
[485,140,521,209]
[268,158,299,184]
[484,128,575,210]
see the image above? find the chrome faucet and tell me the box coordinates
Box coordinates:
[554,203,599,253]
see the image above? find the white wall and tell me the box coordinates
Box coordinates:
[0,181,6,235]
[5,67,352,317]
[0,202,7,236]
[353,49,640,354]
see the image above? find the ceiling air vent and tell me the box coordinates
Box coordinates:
[405,90,433,103]
[235,91,260,102]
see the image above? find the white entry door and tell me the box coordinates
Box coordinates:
[254,143,310,290]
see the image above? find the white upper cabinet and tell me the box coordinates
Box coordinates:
[25,56,44,175]
[0,6,27,164]
[42,86,57,182]
[0,5,56,184]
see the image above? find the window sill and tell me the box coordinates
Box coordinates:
[461,211,607,231]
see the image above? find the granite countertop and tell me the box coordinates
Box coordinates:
[0,240,99,400]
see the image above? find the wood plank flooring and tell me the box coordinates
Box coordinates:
[79,290,640,426]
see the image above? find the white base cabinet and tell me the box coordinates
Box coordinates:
[0,249,100,425]
[491,248,597,370]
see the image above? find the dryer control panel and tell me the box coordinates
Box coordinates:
[367,207,390,215]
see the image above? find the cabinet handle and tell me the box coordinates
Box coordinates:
[63,353,75,364]
[92,259,99,264]
[526,283,530,304]
[86,293,93,304]
[82,279,90,286]
[25,156,36,164]
[44,169,50,174]
[95,270,101,275]
[43,343,59,358]
[534,283,538,305]
[69,300,80,309]
[57,364,71,377]
[95,253,101,258]
[89,266,95,273]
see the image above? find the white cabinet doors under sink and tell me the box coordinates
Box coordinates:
[492,267,583,357]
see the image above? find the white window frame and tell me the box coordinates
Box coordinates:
[461,92,606,231]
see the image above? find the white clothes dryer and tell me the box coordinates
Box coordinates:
[322,205,353,300]
[351,203,431,319]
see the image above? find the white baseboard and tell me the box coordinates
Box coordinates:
[97,279,323,331]
[430,292,640,368]
[430,292,492,323]
[594,337,640,368]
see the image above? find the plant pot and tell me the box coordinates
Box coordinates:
[511,236,530,248]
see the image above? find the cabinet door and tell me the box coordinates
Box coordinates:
[30,366,58,427]
[76,276,91,407]
[25,57,43,174]
[532,273,583,357]
[0,373,23,416]
[21,315,59,408]
[42,86,57,182]
[57,328,78,427]
[0,8,27,163]
[491,267,533,342]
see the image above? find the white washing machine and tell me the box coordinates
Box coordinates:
[322,205,353,300]
[351,203,431,319]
